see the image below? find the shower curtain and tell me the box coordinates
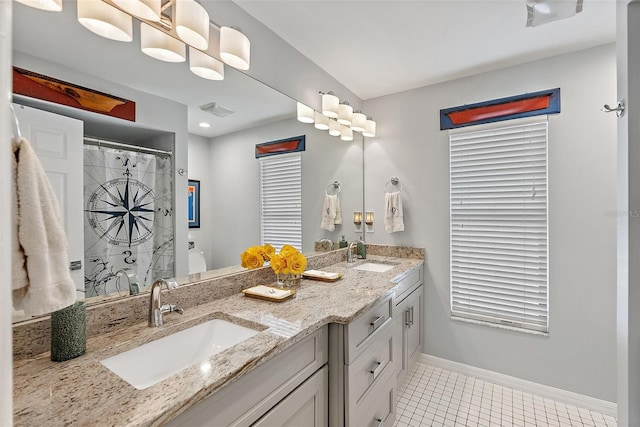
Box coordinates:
[83,145,174,298]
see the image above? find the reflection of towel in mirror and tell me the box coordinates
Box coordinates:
[11,137,76,316]
[320,194,341,231]
[384,191,404,233]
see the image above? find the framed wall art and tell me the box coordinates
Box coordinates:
[188,179,200,228]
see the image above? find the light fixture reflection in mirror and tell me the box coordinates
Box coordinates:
[354,212,363,225]
[141,22,186,62]
[340,126,353,142]
[297,102,315,123]
[365,212,374,225]
[314,111,329,130]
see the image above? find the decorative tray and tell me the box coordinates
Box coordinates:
[302,270,343,282]
[242,285,296,302]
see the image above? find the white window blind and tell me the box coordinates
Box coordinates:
[259,154,302,251]
[449,119,549,333]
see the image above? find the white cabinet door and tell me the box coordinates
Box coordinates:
[12,103,84,300]
[253,366,328,427]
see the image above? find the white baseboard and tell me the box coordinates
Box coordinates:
[419,354,617,417]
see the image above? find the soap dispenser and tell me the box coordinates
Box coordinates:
[339,235,348,248]
[357,236,367,259]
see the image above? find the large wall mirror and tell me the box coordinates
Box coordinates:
[11,2,363,322]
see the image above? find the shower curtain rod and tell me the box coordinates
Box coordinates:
[83,137,172,157]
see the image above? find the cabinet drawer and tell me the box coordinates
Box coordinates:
[346,319,398,406]
[345,295,393,363]
[393,265,423,305]
[391,265,423,304]
[348,371,395,427]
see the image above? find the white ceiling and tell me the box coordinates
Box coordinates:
[12,1,617,139]
[235,0,618,100]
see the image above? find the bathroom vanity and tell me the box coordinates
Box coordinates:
[12,248,424,427]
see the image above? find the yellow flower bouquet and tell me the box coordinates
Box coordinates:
[241,244,307,287]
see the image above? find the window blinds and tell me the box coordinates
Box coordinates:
[449,119,549,333]
[259,154,302,252]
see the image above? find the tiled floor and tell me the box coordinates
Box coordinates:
[393,362,617,427]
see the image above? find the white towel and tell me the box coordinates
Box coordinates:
[11,137,76,316]
[320,194,339,231]
[384,191,404,233]
[334,195,342,225]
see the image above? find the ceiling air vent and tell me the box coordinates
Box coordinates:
[199,102,235,117]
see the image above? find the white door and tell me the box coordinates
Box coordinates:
[12,103,84,301]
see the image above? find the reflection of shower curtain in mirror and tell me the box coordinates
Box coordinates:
[83,145,174,298]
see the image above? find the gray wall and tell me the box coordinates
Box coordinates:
[362,44,618,401]
[187,134,215,270]
[194,118,363,269]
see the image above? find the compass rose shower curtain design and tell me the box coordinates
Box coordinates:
[83,145,174,298]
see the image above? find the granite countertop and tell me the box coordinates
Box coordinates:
[13,255,423,427]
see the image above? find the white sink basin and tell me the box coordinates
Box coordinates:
[101,319,259,390]
[352,262,397,273]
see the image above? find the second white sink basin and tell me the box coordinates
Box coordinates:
[101,319,259,390]
[352,262,397,273]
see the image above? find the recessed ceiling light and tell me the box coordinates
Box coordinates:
[199,122,211,128]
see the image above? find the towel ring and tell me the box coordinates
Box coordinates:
[384,177,403,193]
[326,181,341,196]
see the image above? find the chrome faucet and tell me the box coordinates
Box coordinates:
[148,278,184,327]
[347,241,358,263]
[115,268,139,295]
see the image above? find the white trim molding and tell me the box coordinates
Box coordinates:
[420,354,617,417]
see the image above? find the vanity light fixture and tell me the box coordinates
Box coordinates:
[351,110,367,133]
[15,0,62,12]
[220,26,251,70]
[297,102,315,123]
[141,22,186,62]
[17,0,253,81]
[337,101,353,126]
[321,92,339,119]
[353,212,363,225]
[77,0,133,42]
[525,0,583,27]
[111,0,160,21]
[363,117,377,138]
[314,111,330,131]
[328,119,342,137]
[175,0,210,50]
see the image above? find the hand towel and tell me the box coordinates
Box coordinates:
[334,195,343,225]
[384,191,405,233]
[11,137,76,316]
[320,194,338,231]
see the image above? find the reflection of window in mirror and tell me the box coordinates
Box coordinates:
[259,154,302,251]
